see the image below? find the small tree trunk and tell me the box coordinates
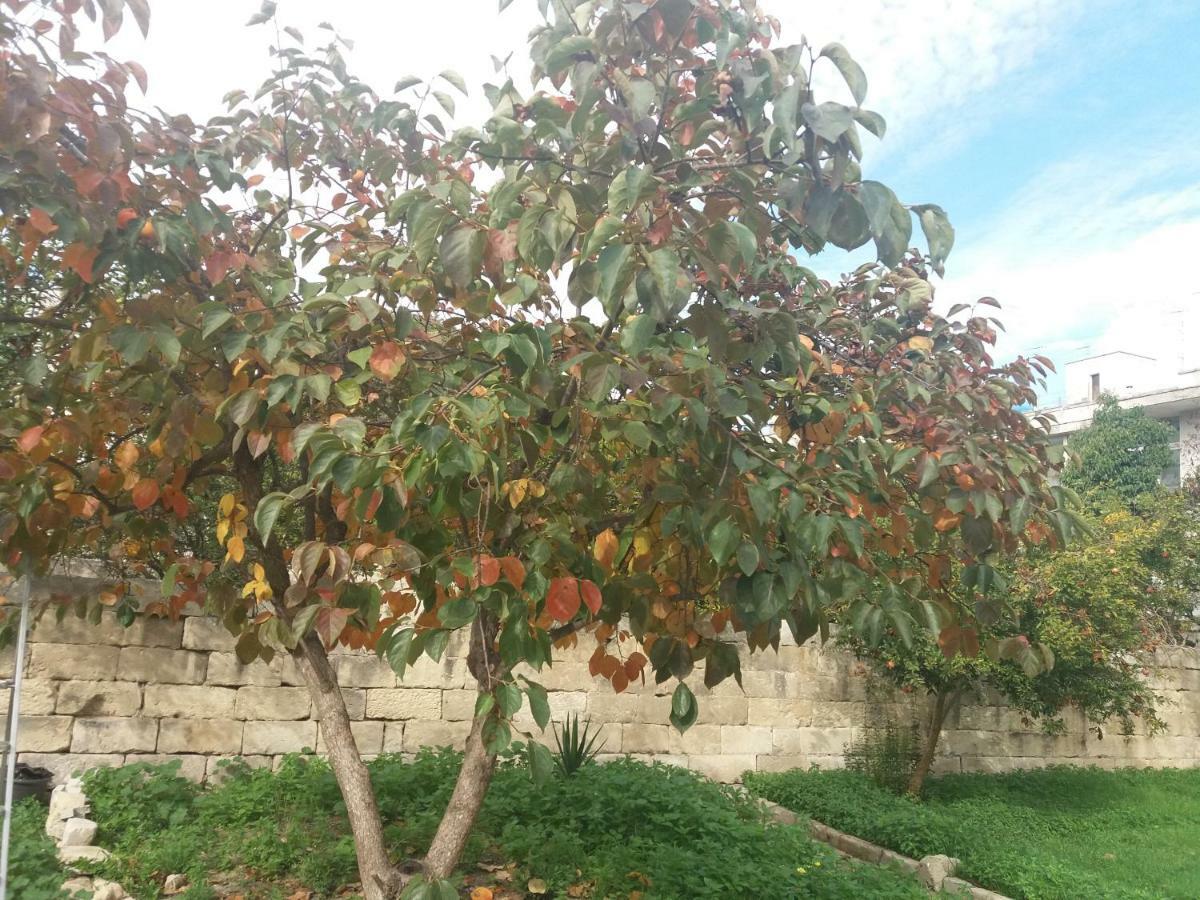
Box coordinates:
[423,612,503,880]
[907,688,957,797]
[293,635,402,900]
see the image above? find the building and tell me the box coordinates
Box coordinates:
[1036,349,1200,487]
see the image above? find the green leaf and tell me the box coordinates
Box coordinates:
[226,390,260,427]
[439,69,467,95]
[161,563,179,598]
[544,35,596,76]
[623,420,652,450]
[912,204,955,275]
[202,307,233,339]
[394,75,422,92]
[819,42,868,105]
[707,518,740,566]
[736,541,760,577]
[597,243,633,319]
[528,741,555,785]
[670,682,697,732]
[890,446,923,475]
[253,492,288,545]
[801,101,854,142]
[918,454,940,490]
[524,680,550,730]
[620,314,656,357]
[440,225,484,289]
[496,682,523,717]
[608,165,649,216]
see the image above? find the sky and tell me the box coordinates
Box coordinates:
[104,0,1200,405]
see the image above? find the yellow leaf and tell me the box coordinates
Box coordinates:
[632,528,653,560]
[218,493,236,517]
[528,480,546,498]
[908,335,934,353]
[507,479,529,509]
[593,528,619,573]
[227,535,245,563]
[216,519,230,546]
[253,563,265,581]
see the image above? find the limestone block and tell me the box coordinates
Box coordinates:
[117,647,206,684]
[831,830,884,863]
[441,689,479,721]
[46,785,88,839]
[122,754,207,782]
[31,610,180,648]
[585,691,641,724]
[163,873,188,894]
[70,717,158,753]
[401,719,471,752]
[365,688,441,720]
[317,720,385,756]
[204,755,272,782]
[18,716,73,752]
[235,686,312,720]
[772,726,855,756]
[21,752,124,785]
[917,854,959,891]
[810,701,863,728]
[620,723,671,754]
[182,617,237,652]
[56,681,142,717]
[334,655,397,688]
[29,644,120,681]
[19,678,57,715]
[60,817,98,847]
[143,683,237,719]
[59,845,111,865]
[667,724,722,755]
[205,653,281,687]
[157,719,244,754]
[696,696,748,726]
[747,698,813,727]
[242,720,317,755]
[382,722,405,752]
[686,754,755,783]
[306,688,366,721]
[720,725,773,755]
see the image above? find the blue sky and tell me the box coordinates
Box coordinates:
[113,1,1200,405]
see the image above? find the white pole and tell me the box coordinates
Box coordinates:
[0,576,32,900]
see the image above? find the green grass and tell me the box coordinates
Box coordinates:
[745,765,1200,900]
[80,752,925,899]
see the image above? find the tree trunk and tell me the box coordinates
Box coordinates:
[422,612,503,880]
[907,688,958,797]
[293,635,403,899]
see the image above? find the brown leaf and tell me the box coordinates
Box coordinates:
[593,528,618,573]
[369,341,406,382]
[131,478,160,511]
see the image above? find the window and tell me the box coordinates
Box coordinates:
[1090,373,1100,401]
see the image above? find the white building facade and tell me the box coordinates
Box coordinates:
[1037,349,1200,488]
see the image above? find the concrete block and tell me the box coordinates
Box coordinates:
[235,686,311,720]
[71,717,158,753]
[18,716,73,752]
[365,688,441,720]
[143,684,237,719]
[117,647,206,684]
[56,681,142,717]
[29,644,120,681]
[157,718,244,754]
[242,720,318,755]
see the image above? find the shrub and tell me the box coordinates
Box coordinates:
[844,722,921,794]
[8,798,74,900]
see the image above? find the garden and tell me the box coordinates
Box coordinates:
[23,752,927,900]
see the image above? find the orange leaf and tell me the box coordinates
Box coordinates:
[932,509,961,533]
[114,441,139,471]
[62,242,98,283]
[131,478,160,511]
[545,577,581,622]
[29,207,56,235]
[369,341,406,382]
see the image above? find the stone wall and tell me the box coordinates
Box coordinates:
[10,578,1200,784]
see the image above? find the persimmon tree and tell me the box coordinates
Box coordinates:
[0,0,1071,894]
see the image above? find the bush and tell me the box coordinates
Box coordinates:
[8,798,74,900]
[844,722,921,794]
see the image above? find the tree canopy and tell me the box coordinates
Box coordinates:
[1063,394,1175,507]
[0,0,1072,893]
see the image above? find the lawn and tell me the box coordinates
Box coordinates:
[745,765,1200,900]
[74,752,925,899]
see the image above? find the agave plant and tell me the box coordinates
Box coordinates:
[553,715,607,776]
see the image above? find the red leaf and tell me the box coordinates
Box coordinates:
[246,430,272,459]
[63,242,99,283]
[478,556,500,587]
[131,478,160,511]
[17,426,45,454]
[29,208,56,235]
[205,250,231,285]
[579,579,602,615]
[369,341,406,382]
[498,556,526,590]
[316,607,351,649]
[545,577,581,622]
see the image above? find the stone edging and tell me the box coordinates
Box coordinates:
[749,795,1013,899]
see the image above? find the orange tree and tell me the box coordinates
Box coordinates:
[0,0,1074,894]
